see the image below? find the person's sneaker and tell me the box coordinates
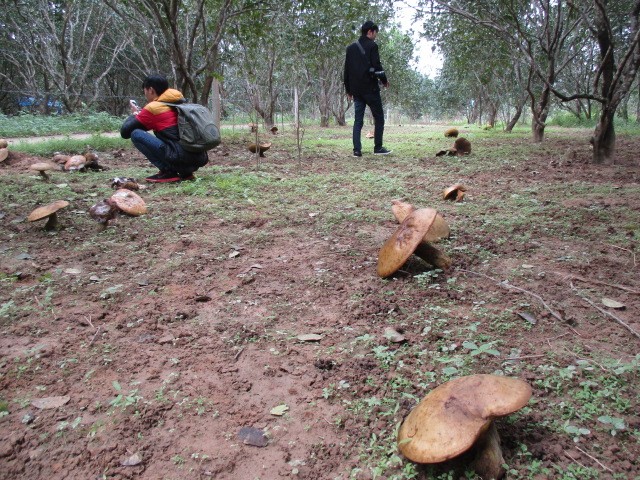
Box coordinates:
[145,172,181,183]
[353,150,362,157]
[178,173,196,182]
[374,147,392,155]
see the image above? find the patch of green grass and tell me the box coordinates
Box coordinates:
[0,112,123,137]
[12,135,129,156]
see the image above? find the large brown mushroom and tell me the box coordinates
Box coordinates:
[378,208,448,278]
[52,153,71,165]
[0,147,8,163]
[388,200,452,271]
[109,189,147,216]
[89,199,119,230]
[397,374,532,480]
[454,137,471,155]
[64,155,86,172]
[30,162,56,181]
[28,200,70,230]
[0,139,8,149]
[248,142,272,157]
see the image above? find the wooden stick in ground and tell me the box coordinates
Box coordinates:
[458,269,564,322]
[574,445,614,473]
[570,282,640,341]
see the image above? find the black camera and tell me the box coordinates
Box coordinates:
[369,67,385,80]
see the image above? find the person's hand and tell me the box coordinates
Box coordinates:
[129,100,141,115]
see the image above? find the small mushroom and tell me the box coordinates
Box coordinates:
[0,139,8,148]
[30,162,56,181]
[109,189,147,216]
[366,130,375,139]
[83,151,104,171]
[64,155,86,172]
[248,123,258,133]
[443,183,467,202]
[454,137,471,155]
[110,177,140,191]
[397,374,532,480]
[89,199,118,230]
[248,142,272,157]
[389,200,451,270]
[444,127,459,138]
[270,125,278,135]
[27,200,70,230]
[0,147,8,163]
[378,208,447,278]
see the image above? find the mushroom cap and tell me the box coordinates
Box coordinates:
[0,139,8,149]
[84,152,99,162]
[454,137,471,154]
[30,162,55,172]
[391,202,450,243]
[109,188,147,216]
[377,208,439,278]
[444,128,459,138]
[248,142,272,153]
[52,154,71,164]
[28,200,70,222]
[64,155,86,171]
[270,125,278,133]
[443,183,467,201]
[0,147,8,163]
[397,375,532,464]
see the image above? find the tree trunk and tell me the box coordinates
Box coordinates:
[592,108,616,164]
[505,104,523,132]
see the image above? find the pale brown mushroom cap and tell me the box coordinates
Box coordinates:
[377,208,438,278]
[443,183,467,200]
[444,127,459,138]
[52,154,71,165]
[0,147,8,163]
[64,155,86,171]
[391,200,416,224]
[248,142,272,154]
[0,139,8,149]
[30,162,55,173]
[110,189,147,216]
[28,200,70,222]
[391,202,450,243]
[397,374,532,464]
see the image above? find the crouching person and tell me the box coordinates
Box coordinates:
[121,74,208,183]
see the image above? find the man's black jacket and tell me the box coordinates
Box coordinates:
[343,35,388,96]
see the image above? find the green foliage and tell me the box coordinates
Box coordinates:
[0,112,123,137]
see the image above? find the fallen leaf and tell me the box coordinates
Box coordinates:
[31,395,70,409]
[517,311,537,325]
[297,333,323,342]
[521,264,535,269]
[602,298,625,310]
[384,327,406,343]
[121,453,143,466]
[238,426,268,447]
[64,268,81,275]
[270,404,289,416]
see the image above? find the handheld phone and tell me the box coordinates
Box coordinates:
[130,99,139,109]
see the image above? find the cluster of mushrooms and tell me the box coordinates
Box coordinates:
[437,128,472,157]
[26,148,148,230]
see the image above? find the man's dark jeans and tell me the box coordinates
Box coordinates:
[131,129,173,173]
[353,92,385,152]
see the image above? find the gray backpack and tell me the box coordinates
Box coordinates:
[161,102,221,152]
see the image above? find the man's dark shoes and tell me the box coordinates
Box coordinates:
[374,147,392,155]
[353,150,362,157]
[178,173,196,182]
[145,171,181,183]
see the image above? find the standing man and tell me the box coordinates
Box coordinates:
[344,20,391,157]
[121,74,208,183]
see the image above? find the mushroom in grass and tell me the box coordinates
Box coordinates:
[28,200,69,230]
[454,137,471,155]
[270,125,278,135]
[83,151,105,171]
[397,375,532,480]
[387,201,452,271]
[52,153,71,165]
[443,183,467,202]
[64,155,86,172]
[366,130,375,139]
[248,142,272,157]
[109,189,147,216]
[0,147,10,163]
[110,177,141,191]
[444,127,459,138]
[378,207,450,277]
[0,139,8,148]
[89,199,119,230]
[30,162,56,181]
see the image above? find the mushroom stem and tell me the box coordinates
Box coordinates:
[39,171,50,181]
[470,422,506,480]
[414,243,452,270]
[44,213,60,230]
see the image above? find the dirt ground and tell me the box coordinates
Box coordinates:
[0,127,638,480]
